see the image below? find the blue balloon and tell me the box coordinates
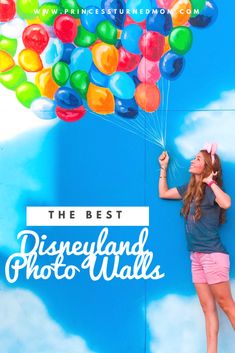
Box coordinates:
[77,0,102,7]
[189,0,218,28]
[89,64,109,87]
[80,6,106,33]
[150,0,158,9]
[101,0,126,29]
[55,87,83,109]
[160,51,185,80]
[146,10,172,36]
[115,39,122,49]
[41,38,63,67]
[126,0,151,22]
[70,48,93,72]
[61,43,76,65]
[39,0,60,5]
[108,72,135,99]
[121,24,143,54]
[31,98,57,120]
[128,67,141,87]
[115,97,138,118]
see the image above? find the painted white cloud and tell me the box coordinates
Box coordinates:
[147,280,235,353]
[0,284,96,353]
[0,81,58,250]
[175,90,235,162]
[0,85,57,142]
[0,132,54,250]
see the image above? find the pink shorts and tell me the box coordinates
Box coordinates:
[190,252,230,285]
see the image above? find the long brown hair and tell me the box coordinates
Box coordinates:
[181,150,226,224]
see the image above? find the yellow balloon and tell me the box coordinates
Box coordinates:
[27,17,42,25]
[18,49,43,72]
[170,0,192,27]
[87,83,115,114]
[0,50,15,73]
[35,68,59,99]
[92,43,119,75]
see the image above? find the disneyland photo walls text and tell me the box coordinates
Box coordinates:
[5,206,165,283]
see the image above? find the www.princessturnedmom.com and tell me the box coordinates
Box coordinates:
[33,7,201,17]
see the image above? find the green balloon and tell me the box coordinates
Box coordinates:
[190,0,206,18]
[0,35,17,56]
[96,20,117,45]
[52,61,70,86]
[0,66,27,90]
[39,3,61,26]
[16,82,41,108]
[169,26,193,55]
[70,71,90,99]
[59,0,82,18]
[17,0,39,20]
[74,26,97,48]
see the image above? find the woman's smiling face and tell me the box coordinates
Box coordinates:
[189,152,206,175]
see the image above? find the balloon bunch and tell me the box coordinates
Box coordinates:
[0,0,218,122]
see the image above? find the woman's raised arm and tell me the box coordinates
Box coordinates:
[158,151,182,200]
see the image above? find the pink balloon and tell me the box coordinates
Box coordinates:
[157,0,174,8]
[137,57,161,84]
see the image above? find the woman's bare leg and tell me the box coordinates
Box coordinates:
[195,283,219,353]
[210,281,235,330]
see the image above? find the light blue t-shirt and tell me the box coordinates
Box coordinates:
[177,183,228,254]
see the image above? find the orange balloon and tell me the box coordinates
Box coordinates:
[169,0,192,27]
[87,83,115,114]
[163,36,170,54]
[135,83,160,113]
[35,68,59,99]
[0,50,15,72]
[18,49,43,72]
[92,43,119,75]
[117,29,122,39]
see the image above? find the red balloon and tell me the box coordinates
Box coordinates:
[139,31,165,61]
[22,25,49,54]
[0,0,16,22]
[56,106,86,122]
[54,15,78,43]
[117,47,141,72]
[124,14,146,30]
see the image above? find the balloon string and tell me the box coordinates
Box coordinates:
[89,111,164,148]
[164,79,171,148]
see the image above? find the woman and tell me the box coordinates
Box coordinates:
[158,144,235,353]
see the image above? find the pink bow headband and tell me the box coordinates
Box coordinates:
[203,143,217,164]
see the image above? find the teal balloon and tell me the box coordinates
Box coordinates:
[108,72,135,99]
[169,26,193,55]
[74,26,97,47]
[96,20,117,44]
[70,48,93,72]
[31,97,57,119]
[52,61,70,85]
[126,0,151,22]
[70,70,90,99]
